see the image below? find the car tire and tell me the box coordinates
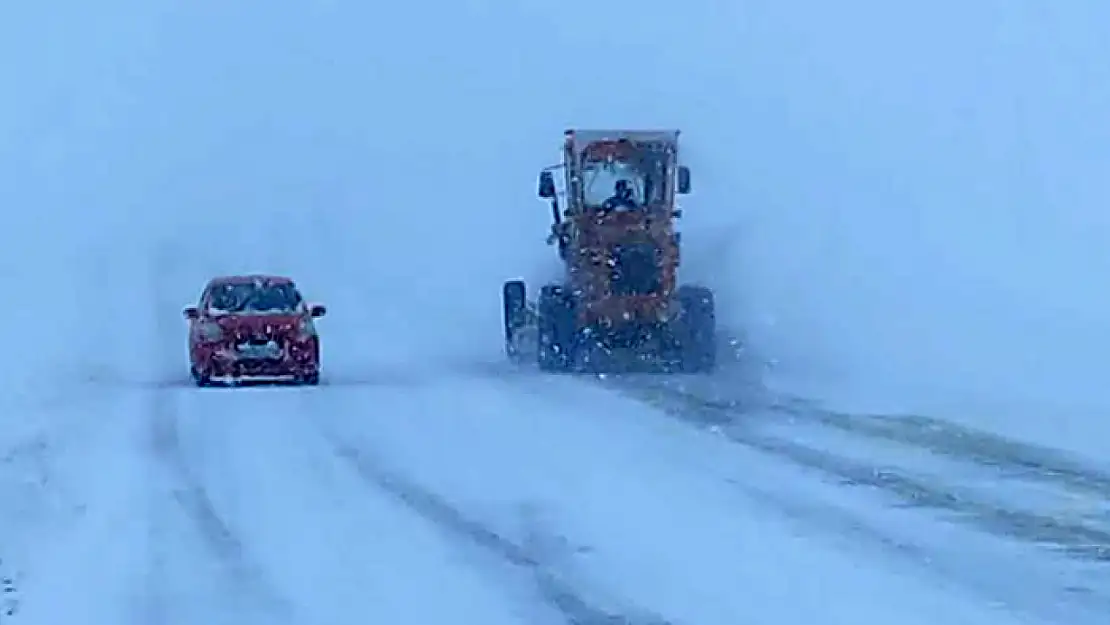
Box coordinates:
[190,365,212,387]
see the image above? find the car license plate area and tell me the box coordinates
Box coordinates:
[235,341,282,360]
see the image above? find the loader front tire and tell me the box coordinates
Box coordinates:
[536,285,577,372]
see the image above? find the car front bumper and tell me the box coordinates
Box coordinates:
[198,343,318,379]
[211,358,316,377]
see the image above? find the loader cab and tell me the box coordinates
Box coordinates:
[566,137,688,217]
[535,130,692,272]
[535,133,691,221]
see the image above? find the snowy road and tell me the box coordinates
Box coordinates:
[1,359,1105,624]
[605,362,1110,618]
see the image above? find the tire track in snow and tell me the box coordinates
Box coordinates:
[148,406,245,570]
[606,374,1110,563]
[398,355,1110,621]
[561,362,1110,623]
[145,366,295,624]
[765,392,1110,497]
[717,464,1110,625]
[148,242,247,590]
[322,432,673,625]
[145,243,292,623]
[430,356,1110,545]
[0,387,118,623]
[640,340,1110,498]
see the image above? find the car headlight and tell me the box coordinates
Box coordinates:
[198,321,223,342]
[297,318,317,339]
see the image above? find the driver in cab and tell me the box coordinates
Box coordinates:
[602,179,639,212]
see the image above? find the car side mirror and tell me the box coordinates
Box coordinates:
[183,306,199,320]
[310,304,327,317]
[538,171,556,199]
[677,166,691,194]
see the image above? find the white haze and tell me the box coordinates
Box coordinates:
[2,1,1107,450]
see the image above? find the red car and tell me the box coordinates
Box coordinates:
[183,275,326,386]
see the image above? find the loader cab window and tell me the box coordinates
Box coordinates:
[580,157,665,210]
[582,161,645,209]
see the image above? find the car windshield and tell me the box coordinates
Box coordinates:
[208,282,302,315]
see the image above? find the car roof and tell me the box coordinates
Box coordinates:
[567,129,680,144]
[206,274,295,287]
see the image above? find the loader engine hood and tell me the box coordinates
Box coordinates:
[574,211,679,326]
[608,241,662,296]
[582,208,670,245]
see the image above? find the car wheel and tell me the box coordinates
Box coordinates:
[190,365,212,387]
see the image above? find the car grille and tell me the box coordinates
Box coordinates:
[231,327,285,343]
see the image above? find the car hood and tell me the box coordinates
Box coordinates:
[211,314,301,338]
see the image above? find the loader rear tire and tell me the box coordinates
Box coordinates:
[503,280,528,362]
